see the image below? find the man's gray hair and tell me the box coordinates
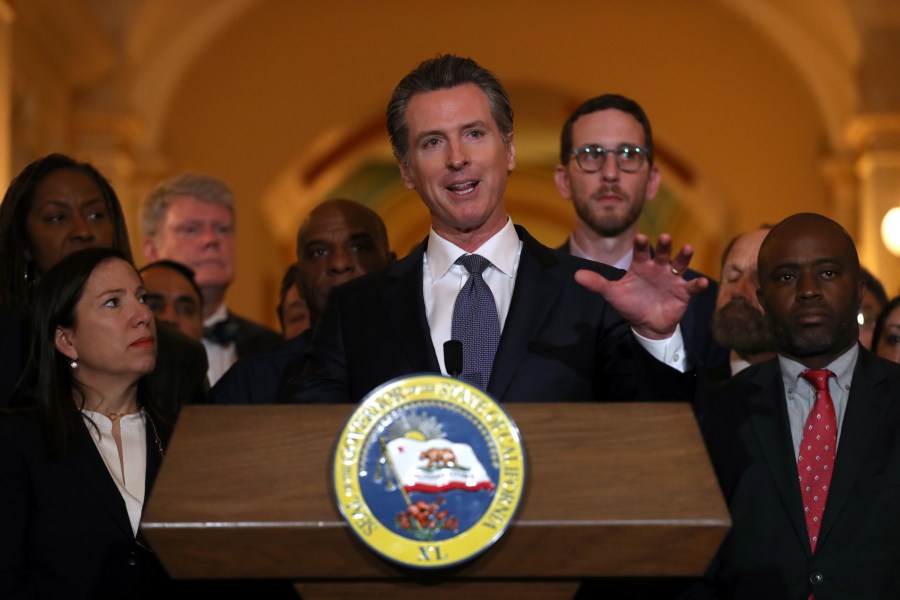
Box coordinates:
[141,173,235,237]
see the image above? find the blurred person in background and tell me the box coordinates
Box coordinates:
[276,262,310,339]
[858,266,887,350]
[139,260,204,342]
[141,173,282,385]
[871,296,900,364]
[211,198,393,404]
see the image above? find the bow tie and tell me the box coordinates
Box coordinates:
[203,318,238,345]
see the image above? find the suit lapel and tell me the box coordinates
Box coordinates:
[745,363,812,554]
[817,350,892,547]
[139,413,165,547]
[384,241,440,372]
[143,413,164,498]
[69,417,135,540]
[488,227,561,399]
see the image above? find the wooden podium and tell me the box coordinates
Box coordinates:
[142,403,729,599]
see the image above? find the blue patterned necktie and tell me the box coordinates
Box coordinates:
[451,254,501,390]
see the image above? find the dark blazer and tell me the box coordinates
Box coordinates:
[0,411,171,598]
[694,359,735,424]
[559,238,727,368]
[229,313,284,359]
[290,226,693,404]
[0,304,28,405]
[691,349,900,599]
[149,326,209,415]
[210,331,309,404]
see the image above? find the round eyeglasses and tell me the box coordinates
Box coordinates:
[572,144,650,173]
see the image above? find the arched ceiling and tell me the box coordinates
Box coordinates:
[153,0,834,248]
[47,0,870,319]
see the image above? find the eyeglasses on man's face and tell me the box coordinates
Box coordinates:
[571,144,651,173]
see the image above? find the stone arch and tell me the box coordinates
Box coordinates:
[117,0,855,319]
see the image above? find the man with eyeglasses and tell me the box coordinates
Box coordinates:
[555,94,726,369]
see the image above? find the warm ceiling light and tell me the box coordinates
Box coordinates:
[882,207,900,257]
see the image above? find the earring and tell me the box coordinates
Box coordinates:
[70,359,78,369]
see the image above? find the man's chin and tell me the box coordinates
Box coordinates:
[193,272,233,289]
[578,208,635,238]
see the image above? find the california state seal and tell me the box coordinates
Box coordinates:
[333,374,526,568]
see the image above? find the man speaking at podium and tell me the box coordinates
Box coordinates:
[291,55,708,405]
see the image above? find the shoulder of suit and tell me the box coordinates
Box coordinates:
[231,331,309,366]
[157,324,205,354]
[708,358,776,396]
[858,345,900,380]
[228,313,282,339]
[0,409,42,447]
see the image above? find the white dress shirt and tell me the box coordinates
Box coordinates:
[423,219,687,375]
[81,410,147,536]
[203,303,238,386]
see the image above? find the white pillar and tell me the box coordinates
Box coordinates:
[848,114,900,295]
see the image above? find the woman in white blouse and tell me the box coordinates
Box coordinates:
[0,247,172,598]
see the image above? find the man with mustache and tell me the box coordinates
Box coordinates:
[690,213,900,598]
[554,94,725,367]
[695,227,777,420]
[709,227,777,376]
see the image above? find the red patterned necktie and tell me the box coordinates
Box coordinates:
[797,369,837,554]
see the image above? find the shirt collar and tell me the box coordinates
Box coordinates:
[567,234,633,270]
[425,218,518,284]
[779,343,859,391]
[730,356,752,376]
[203,303,229,327]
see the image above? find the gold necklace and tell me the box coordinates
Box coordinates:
[107,409,139,422]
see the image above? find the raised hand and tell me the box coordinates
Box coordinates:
[574,233,708,339]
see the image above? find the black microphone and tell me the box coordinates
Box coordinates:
[444,340,463,378]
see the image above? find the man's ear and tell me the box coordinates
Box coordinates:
[505,134,516,173]
[554,165,572,200]
[645,165,661,201]
[142,237,160,262]
[398,161,416,190]
[54,326,76,361]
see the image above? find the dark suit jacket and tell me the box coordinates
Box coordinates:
[291,226,693,404]
[0,411,172,598]
[0,304,28,405]
[694,359,735,424]
[210,331,309,404]
[149,326,209,415]
[229,312,284,359]
[559,238,727,368]
[691,349,900,599]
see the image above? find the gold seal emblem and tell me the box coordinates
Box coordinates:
[333,374,525,568]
